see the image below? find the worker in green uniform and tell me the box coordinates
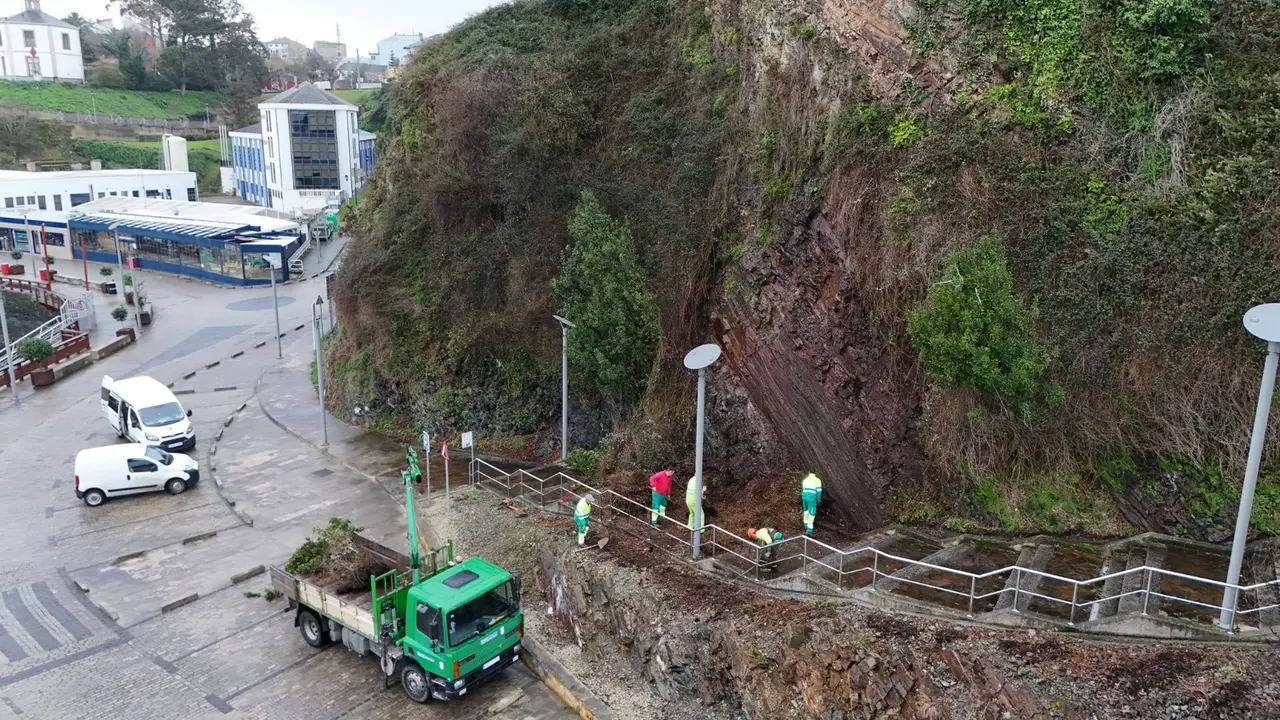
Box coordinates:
[747,527,784,570]
[686,476,704,534]
[574,493,595,548]
[801,472,823,536]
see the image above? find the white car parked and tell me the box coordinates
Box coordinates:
[74,444,200,507]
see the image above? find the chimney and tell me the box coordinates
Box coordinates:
[90,160,103,171]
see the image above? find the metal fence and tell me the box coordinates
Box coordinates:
[0,281,93,374]
[468,459,1280,633]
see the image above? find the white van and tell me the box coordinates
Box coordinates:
[74,443,200,507]
[100,375,195,452]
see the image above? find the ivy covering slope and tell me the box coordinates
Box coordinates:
[334,0,1280,537]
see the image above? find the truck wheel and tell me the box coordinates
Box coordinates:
[400,662,431,703]
[82,489,105,507]
[165,478,186,495]
[298,609,328,648]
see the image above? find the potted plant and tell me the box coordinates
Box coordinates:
[137,293,152,326]
[8,250,23,275]
[42,255,56,275]
[112,304,128,326]
[98,266,116,294]
[16,337,55,388]
[123,273,135,305]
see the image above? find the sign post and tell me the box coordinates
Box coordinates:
[462,431,474,485]
[421,429,431,500]
[442,442,450,500]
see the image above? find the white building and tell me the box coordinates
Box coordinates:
[254,83,366,214]
[0,168,197,260]
[0,0,84,82]
[265,36,307,63]
[375,33,421,66]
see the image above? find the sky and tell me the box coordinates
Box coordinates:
[36,0,509,58]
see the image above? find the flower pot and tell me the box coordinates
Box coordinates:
[115,328,135,342]
[139,310,152,327]
[125,291,135,305]
[30,368,55,388]
[8,265,23,275]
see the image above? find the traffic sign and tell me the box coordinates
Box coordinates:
[461,431,473,448]
[441,442,449,463]
[421,430,430,452]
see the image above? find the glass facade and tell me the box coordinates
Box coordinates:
[73,227,295,286]
[289,110,339,190]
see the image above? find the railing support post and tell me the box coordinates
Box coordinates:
[1142,570,1152,616]
[838,552,844,591]
[1068,584,1079,626]
[1012,568,1021,613]
[968,576,976,617]
[871,552,879,592]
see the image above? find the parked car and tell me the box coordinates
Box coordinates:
[74,444,200,507]
[100,375,195,451]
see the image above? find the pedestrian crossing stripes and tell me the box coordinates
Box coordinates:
[0,581,105,667]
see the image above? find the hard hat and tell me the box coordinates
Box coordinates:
[584,493,595,503]
[747,527,756,537]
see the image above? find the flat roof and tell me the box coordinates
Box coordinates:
[0,169,195,182]
[262,82,355,108]
[67,197,301,245]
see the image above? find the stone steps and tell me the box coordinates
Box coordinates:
[993,544,1054,613]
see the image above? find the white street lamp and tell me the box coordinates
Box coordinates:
[0,281,17,404]
[1219,303,1280,631]
[553,315,575,461]
[684,343,722,560]
[313,295,329,447]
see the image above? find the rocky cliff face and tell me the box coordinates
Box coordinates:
[537,545,1280,719]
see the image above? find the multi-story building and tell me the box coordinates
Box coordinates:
[313,40,345,65]
[229,83,375,214]
[0,0,83,82]
[375,33,421,66]
[264,36,307,63]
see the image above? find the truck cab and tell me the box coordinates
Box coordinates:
[393,558,524,702]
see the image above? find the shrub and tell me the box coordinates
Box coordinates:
[98,266,113,277]
[565,448,601,476]
[285,518,364,575]
[15,337,54,367]
[88,65,126,89]
[888,116,925,147]
[10,250,21,260]
[111,305,127,324]
[551,191,659,400]
[908,236,1051,407]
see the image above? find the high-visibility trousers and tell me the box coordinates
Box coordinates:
[650,491,668,525]
[802,489,821,535]
[574,513,590,546]
[686,494,704,534]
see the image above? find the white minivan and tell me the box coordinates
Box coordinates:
[100,375,195,452]
[74,444,200,507]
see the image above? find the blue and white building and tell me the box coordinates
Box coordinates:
[228,82,376,215]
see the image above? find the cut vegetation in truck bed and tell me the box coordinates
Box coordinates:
[285,518,396,594]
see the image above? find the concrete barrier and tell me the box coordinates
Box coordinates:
[92,335,132,361]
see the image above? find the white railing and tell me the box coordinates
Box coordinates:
[466,459,1280,635]
[0,288,94,374]
[287,237,312,275]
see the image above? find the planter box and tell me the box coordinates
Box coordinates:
[115,328,136,342]
[139,310,152,327]
[29,368,55,388]
[125,291,135,305]
[8,265,24,275]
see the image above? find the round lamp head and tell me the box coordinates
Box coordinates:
[683,343,722,370]
[1244,303,1280,343]
[553,315,575,328]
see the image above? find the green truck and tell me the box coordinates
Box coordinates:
[268,448,524,702]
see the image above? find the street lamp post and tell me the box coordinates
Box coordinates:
[683,343,722,560]
[266,253,283,359]
[20,211,36,277]
[312,295,329,447]
[553,315,575,461]
[1219,303,1280,631]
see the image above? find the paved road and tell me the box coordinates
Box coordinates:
[0,268,572,719]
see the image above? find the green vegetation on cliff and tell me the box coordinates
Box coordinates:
[334,0,1280,537]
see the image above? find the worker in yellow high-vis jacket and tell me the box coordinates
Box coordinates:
[686,476,704,534]
[574,493,595,547]
[801,472,823,536]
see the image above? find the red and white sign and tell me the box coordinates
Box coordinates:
[29,47,37,57]
[441,442,449,463]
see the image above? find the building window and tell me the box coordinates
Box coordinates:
[97,192,104,198]
[15,196,24,206]
[45,231,65,247]
[3,198,11,209]
[132,191,139,197]
[25,56,39,77]
[62,33,71,51]
[69,193,90,207]
[23,30,35,48]
[53,195,62,211]
[36,195,45,210]
[109,191,117,196]
[187,188,196,201]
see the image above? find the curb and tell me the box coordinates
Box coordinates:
[520,637,615,720]
[71,579,119,622]
[230,565,265,584]
[160,593,199,613]
[206,405,255,528]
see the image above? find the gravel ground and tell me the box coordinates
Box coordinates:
[419,486,728,720]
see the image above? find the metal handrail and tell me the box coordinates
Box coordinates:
[465,460,1280,632]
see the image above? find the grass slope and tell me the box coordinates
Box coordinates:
[0,80,221,119]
